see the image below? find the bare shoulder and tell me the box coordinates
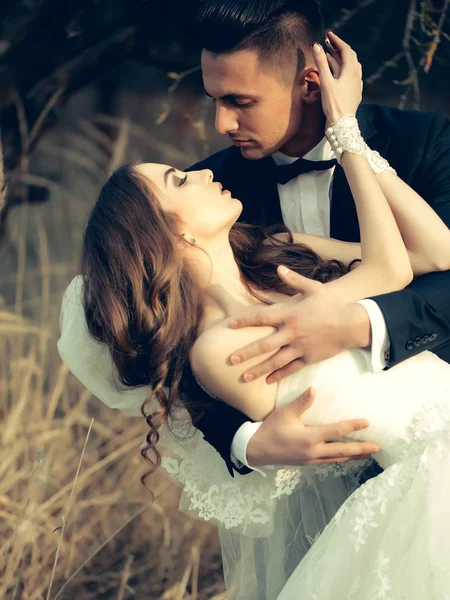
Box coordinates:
[190,316,278,421]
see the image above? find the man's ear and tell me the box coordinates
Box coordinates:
[302,67,321,105]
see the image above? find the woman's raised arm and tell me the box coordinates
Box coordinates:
[307,33,450,292]
[308,36,416,302]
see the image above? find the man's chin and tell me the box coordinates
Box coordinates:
[239,146,270,161]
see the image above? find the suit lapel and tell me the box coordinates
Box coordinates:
[330,164,359,241]
[252,157,282,226]
[330,107,392,242]
[227,150,281,227]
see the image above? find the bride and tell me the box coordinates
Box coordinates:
[69,42,450,600]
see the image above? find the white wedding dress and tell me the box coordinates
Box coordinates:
[161,347,450,600]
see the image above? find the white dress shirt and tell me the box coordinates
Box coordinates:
[230,137,390,473]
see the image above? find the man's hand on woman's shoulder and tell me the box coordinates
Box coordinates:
[229,266,371,384]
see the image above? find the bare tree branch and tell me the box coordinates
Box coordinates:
[365,50,405,85]
[400,0,421,110]
[156,65,201,126]
[424,0,450,73]
[329,0,380,31]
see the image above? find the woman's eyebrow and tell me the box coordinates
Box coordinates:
[164,167,176,186]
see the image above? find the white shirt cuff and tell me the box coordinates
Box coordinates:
[230,421,274,477]
[356,299,391,372]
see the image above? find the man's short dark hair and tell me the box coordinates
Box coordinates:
[196,0,324,74]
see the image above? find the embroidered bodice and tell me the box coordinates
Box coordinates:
[161,348,450,536]
[277,348,450,470]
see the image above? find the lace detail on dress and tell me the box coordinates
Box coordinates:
[409,397,450,440]
[271,469,301,499]
[160,412,363,536]
[277,386,450,600]
[368,552,392,600]
[162,443,362,533]
[163,447,271,529]
[271,462,362,499]
[338,398,450,554]
[346,463,403,552]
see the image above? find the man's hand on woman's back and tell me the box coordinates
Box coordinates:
[246,387,380,467]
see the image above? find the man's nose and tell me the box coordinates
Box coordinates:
[215,104,238,135]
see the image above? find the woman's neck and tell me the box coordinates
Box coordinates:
[187,240,261,325]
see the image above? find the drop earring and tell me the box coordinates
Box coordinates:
[182,233,196,245]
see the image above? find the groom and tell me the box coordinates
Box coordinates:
[182,0,450,477]
[58,0,450,479]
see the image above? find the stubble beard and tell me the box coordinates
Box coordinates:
[239,145,276,161]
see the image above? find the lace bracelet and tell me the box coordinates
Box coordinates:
[325,115,396,176]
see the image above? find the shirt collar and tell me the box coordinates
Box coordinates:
[272,136,334,166]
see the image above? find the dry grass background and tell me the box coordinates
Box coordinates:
[0,319,225,599]
[0,71,227,600]
[2,6,449,592]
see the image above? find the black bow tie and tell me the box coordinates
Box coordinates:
[276,157,338,185]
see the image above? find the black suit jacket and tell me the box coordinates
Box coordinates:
[184,104,450,476]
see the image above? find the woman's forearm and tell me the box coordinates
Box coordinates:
[339,152,413,286]
[318,152,413,302]
[290,233,361,266]
[376,171,450,275]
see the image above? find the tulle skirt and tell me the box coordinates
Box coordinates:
[277,429,450,600]
[159,411,366,600]
[160,351,450,599]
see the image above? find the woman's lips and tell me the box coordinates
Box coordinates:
[218,182,231,195]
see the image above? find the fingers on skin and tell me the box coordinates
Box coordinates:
[242,347,298,381]
[230,331,286,366]
[326,53,341,78]
[327,31,358,72]
[313,43,334,82]
[229,314,265,329]
[266,358,306,384]
[325,36,341,62]
[327,31,350,53]
[256,330,289,355]
[229,310,281,330]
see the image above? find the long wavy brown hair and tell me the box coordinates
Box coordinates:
[81,165,346,486]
